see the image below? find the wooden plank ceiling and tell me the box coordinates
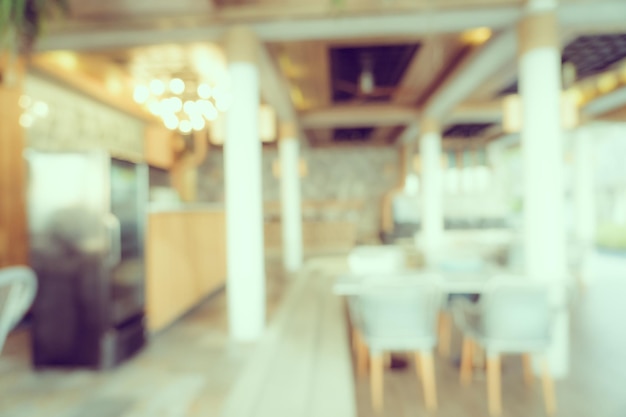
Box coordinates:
[36,0,626,149]
[269,34,468,147]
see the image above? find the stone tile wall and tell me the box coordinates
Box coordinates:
[198,146,399,240]
[22,75,145,161]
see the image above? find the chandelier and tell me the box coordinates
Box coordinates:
[132,77,232,134]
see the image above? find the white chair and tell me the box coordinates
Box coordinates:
[434,253,488,358]
[452,277,557,416]
[0,267,38,354]
[346,246,405,377]
[347,245,406,274]
[356,280,442,412]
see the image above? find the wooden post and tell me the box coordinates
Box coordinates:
[0,56,28,267]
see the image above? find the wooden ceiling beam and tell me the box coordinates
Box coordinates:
[29,54,155,122]
[301,104,418,129]
[300,102,502,129]
[583,86,626,119]
[37,6,521,51]
[257,43,299,128]
[422,29,517,122]
[38,1,626,52]
[451,102,502,124]
[594,105,626,122]
[66,0,215,19]
[368,35,464,144]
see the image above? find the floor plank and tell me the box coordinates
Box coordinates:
[0,257,287,417]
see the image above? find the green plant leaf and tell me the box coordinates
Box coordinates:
[0,0,68,54]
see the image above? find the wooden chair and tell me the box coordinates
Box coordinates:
[434,253,488,358]
[453,277,558,416]
[346,245,406,378]
[355,280,441,413]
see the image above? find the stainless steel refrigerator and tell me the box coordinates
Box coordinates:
[26,150,148,369]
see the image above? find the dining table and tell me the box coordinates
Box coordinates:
[332,263,519,296]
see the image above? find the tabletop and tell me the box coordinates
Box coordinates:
[332,265,519,296]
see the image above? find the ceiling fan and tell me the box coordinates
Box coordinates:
[334,53,418,101]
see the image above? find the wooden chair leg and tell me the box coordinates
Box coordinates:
[486,354,502,417]
[437,312,452,358]
[384,352,392,368]
[474,343,486,369]
[370,354,384,413]
[460,338,474,385]
[418,351,438,411]
[542,357,557,416]
[355,332,369,378]
[351,327,359,357]
[414,352,422,381]
[522,353,534,386]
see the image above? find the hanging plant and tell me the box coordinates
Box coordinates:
[0,0,68,85]
[0,0,68,54]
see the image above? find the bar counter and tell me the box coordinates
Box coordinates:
[146,204,226,332]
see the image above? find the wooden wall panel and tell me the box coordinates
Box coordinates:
[0,75,28,267]
[146,210,226,332]
[144,124,175,169]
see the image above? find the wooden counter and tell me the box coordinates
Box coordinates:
[146,209,226,332]
[264,220,357,253]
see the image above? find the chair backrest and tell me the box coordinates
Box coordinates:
[481,277,552,346]
[356,278,441,348]
[348,246,405,275]
[436,254,487,274]
[0,267,38,353]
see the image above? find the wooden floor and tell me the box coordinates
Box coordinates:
[0,257,288,417]
[353,273,626,417]
[1,254,626,417]
[220,255,356,417]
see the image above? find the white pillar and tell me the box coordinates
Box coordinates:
[279,125,303,273]
[574,127,596,244]
[518,0,569,377]
[224,26,265,341]
[419,120,444,258]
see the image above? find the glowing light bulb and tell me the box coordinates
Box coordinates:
[19,95,32,109]
[198,100,218,121]
[133,85,150,103]
[169,78,185,95]
[163,114,179,130]
[183,100,198,115]
[163,97,183,113]
[147,100,162,116]
[19,114,34,128]
[33,101,49,117]
[149,79,165,95]
[191,117,206,131]
[179,120,192,134]
[197,83,212,99]
[460,27,492,45]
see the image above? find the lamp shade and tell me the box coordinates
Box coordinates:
[209,104,278,145]
[502,91,579,133]
[259,105,277,143]
[502,94,522,134]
